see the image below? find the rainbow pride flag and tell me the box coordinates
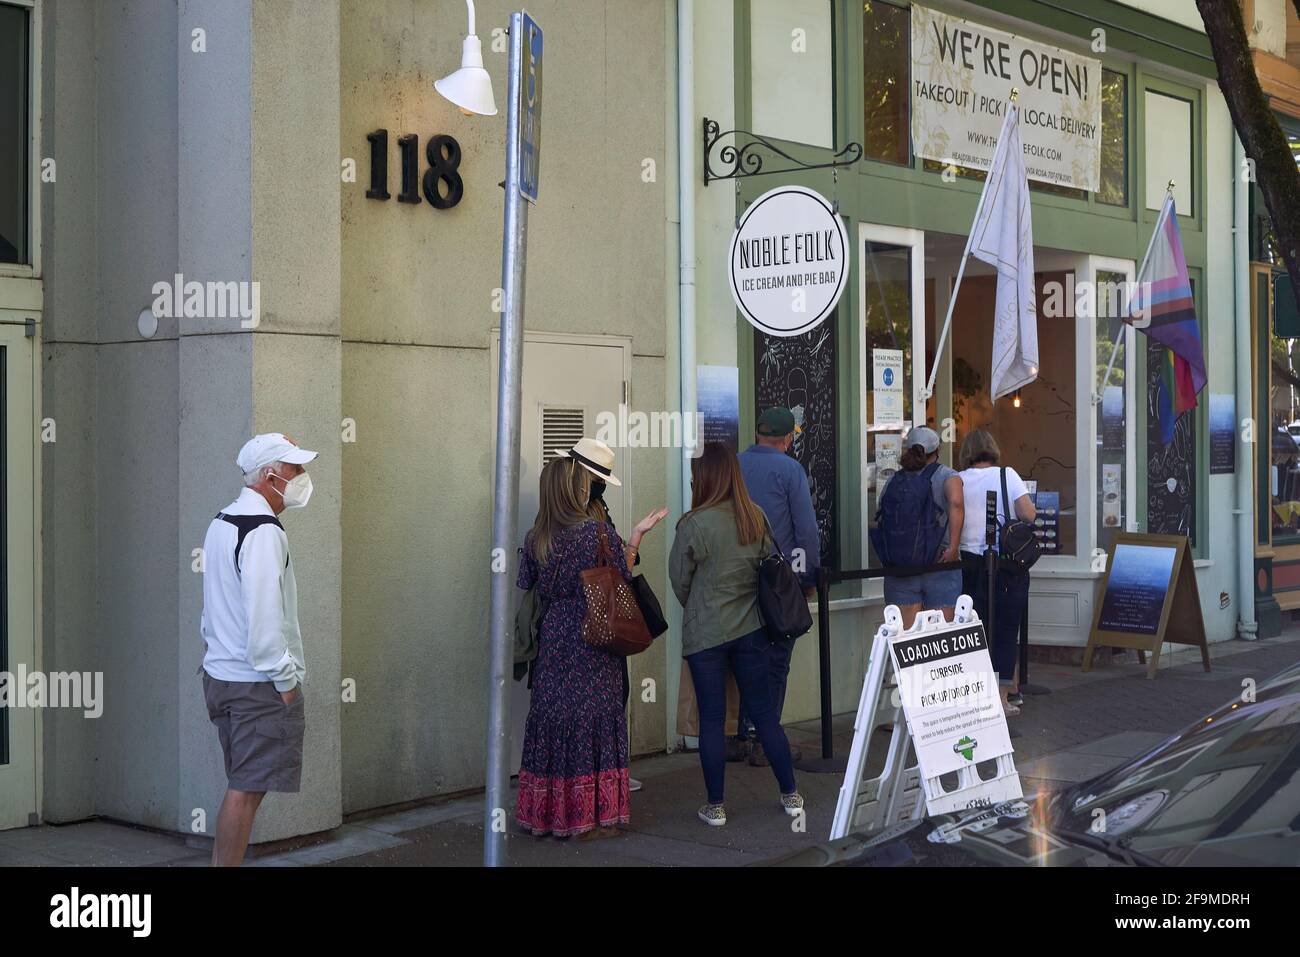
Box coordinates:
[1131,194,1206,444]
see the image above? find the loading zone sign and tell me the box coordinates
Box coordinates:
[888,621,1015,778]
[729,185,849,337]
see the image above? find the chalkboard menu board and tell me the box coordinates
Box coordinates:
[1084,532,1210,680]
[754,322,838,569]
[1146,340,1196,542]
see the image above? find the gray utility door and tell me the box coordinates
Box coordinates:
[491,331,631,772]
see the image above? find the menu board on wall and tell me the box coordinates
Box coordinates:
[754,322,838,570]
[1032,490,1060,555]
[1146,340,1196,542]
[1084,533,1210,680]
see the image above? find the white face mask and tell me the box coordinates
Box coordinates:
[269,469,313,509]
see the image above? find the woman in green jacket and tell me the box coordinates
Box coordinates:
[670,442,804,827]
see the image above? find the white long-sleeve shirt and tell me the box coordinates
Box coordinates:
[200,488,306,692]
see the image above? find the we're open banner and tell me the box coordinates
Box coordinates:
[910,4,1102,192]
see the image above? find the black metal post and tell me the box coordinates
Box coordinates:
[817,567,833,760]
[984,490,998,651]
[795,567,847,773]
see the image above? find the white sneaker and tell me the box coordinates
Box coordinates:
[697,803,727,827]
[629,777,642,793]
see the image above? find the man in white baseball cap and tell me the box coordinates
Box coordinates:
[198,432,318,865]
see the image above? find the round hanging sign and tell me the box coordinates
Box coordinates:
[728,184,849,338]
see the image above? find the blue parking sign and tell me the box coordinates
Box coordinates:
[518,12,542,203]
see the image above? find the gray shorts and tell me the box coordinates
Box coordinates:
[202,672,305,793]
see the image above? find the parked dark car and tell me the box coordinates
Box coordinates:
[768,661,1300,866]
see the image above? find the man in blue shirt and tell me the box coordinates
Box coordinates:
[734,406,819,766]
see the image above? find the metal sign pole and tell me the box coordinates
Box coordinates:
[484,10,530,868]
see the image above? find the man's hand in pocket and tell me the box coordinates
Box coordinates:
[280,686,300,706]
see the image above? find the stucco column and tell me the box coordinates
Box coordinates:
[176,0,342,843]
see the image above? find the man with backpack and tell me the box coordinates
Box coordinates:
[732,407,820,766]
[871,426,964,628]
[199,433,318,865]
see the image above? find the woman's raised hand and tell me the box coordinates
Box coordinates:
[633,506,670,538]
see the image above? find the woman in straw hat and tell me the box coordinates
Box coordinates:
[515,444,665,840]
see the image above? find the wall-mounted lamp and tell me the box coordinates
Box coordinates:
[435,0,497,116]
[1012,390,1021,408]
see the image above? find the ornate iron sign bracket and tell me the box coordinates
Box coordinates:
[702,117,863,187]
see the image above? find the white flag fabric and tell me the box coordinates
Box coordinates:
[969,105,1038,401]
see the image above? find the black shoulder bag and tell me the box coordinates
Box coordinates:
[999,467,1041,570]
[756,521,813,643]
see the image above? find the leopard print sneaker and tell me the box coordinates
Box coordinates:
[697,803,727,827]
[780,791,805,817]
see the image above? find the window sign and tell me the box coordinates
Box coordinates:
[910,4,1103,191]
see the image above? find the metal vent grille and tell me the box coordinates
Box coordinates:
[541,407,584,465]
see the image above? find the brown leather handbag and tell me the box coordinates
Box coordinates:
[580,524,653,657]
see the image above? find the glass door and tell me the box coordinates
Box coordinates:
[859,223,925,589]
[1087,256,1139,565]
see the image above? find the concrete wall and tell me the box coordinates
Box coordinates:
[338,0,668,812]
[39,0,99,824]
[40,0,183,829]
[40,0,343,842]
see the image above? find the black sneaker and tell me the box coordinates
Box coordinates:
[1007,693,1024,707]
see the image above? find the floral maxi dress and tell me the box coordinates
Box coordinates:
[516,520,632,836]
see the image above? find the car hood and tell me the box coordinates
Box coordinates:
[765,798,1129,867]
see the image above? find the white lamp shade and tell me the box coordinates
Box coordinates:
[435,34,497,116]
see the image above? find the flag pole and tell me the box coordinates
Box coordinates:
[922,87,1019,402]
[1092,182,1173,404]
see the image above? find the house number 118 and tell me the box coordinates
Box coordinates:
[365,129,464,209]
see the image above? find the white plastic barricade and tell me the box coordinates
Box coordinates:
[829,596,1021,840]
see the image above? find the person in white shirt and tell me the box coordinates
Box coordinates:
[957,429,1036,717]
[200,432,318,866]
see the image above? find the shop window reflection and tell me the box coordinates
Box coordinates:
[864,241,913,566]
[949,270,1077,556]
[0,3,29,266]
[1096,270,1129,552]
[1270,324,1300,544]
[862,0,910,166]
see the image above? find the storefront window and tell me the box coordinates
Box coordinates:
[1095,270,1129,551]
[1144,90,1193,215]
[951,270,1077,556]
[862,0,910,166]
[1098,70,1128,206]
[1269,308,1300,544]
[1253,125,1300,264]
[863,240,913,566]
[752,0,834,148]
[0,2,30,265]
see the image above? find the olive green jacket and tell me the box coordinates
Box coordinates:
[669,503,769,656]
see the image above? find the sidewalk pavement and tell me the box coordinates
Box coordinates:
[3,628,1298,867]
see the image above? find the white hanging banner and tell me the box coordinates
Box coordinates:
[729,185,849,338]
[910,3,1102,192]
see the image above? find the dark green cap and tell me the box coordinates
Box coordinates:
[757,406,798,437]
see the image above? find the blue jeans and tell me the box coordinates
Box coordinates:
[734,635,794,742]
[686,628,797,804]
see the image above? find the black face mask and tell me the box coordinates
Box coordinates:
[589,478,607,503]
